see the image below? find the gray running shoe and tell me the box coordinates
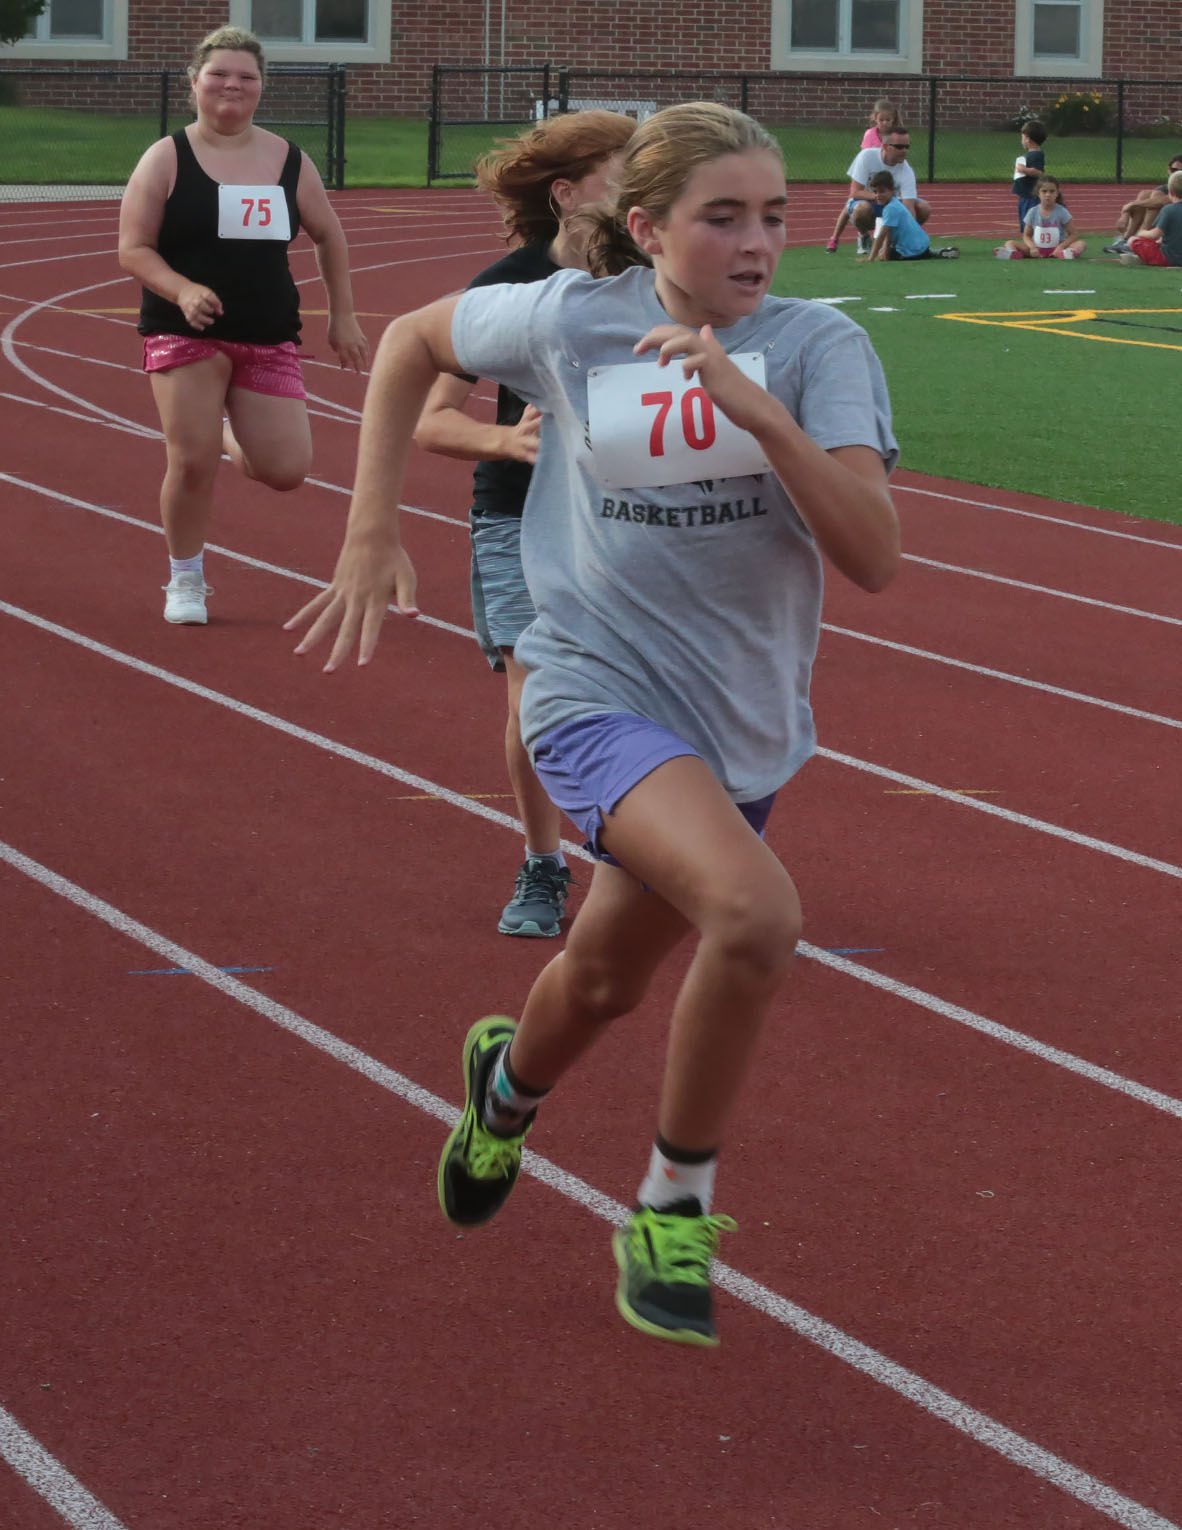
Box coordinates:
[1103,240,1128,255]
[498,857,571,938]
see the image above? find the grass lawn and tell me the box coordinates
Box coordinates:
[772,239,1182,523]
[0,105,1174,190]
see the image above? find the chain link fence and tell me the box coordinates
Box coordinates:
[429,65,1182,189]
[0,64,346,201]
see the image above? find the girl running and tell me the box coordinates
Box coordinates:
[413,110,636,940]
[119,26,369,626]
[287,102,901,1347]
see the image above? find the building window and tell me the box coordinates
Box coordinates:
[773,0,922,72]
[230,0,390,62]
[1015,0,1103,76]
[6,0,126,57]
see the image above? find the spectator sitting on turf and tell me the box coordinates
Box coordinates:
[845,130,931,254]
[861,171,958,260]
[995,176,1086,260]
[1119,169,1182,265]
[1104,153,1182,254]
[1010,120,1048,233]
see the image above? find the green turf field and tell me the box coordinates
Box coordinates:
[772,241,1181,523]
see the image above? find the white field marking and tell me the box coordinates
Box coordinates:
[903,554,1182,626]
[0,392,157,438]
[893,483,1182,552]
[5,596,1182,1119]
[868,306,899,311]
[818,745,1182,881]
[0,227,499,275]
[814,295,862,304]
[0,1403,129,1530]
[1045,288,1097,294]
[904,292,957,299]
[1,838,1180,1530]
[0,475,471,638]
[821,623,1182,732]
[8,472,1177,735]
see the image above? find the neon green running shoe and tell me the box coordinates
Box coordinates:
[613,1199,738,1346]
[437,1016,531,1227]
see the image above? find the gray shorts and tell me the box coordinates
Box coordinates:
[469,509,536,671]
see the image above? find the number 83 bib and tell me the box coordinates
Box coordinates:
[586,353,770,490]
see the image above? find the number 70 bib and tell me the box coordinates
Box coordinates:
[586,353,770,489]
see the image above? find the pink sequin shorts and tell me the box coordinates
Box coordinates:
[142,335,306,399]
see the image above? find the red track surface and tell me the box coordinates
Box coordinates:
[1,185,1180,1530]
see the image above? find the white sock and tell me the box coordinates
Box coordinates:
[525,847,566,869]
[637,1140,717,1214]
[169,552,204,580]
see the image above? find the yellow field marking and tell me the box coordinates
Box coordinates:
[939,305,1182,352]
[884,788,1000,796]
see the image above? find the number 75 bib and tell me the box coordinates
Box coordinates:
[217,183,292,241]
[586,353,770,489]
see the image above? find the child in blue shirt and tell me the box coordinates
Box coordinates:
[863,171,959,260]
[1011,121,1048,231]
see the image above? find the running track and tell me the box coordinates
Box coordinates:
[1,185,1180,1530]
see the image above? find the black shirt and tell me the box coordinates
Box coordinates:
[138,129,303,344]
[463,242,559,518]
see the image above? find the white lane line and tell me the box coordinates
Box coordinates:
[904,554,1182,626]
[8,471,1181,741]
[818,745,1182,881]
[895,484,1182,551]
[822,623,1182,732]
[0,476,471,639]
[3,596,1182,1120]
[0,1402,129,1530]
[1,837,1177,1530]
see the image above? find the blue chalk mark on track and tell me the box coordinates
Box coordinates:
[129,965,274,975]
[822,947,886,957]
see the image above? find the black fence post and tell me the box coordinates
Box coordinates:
[542,61,551,117]
[1115,78,1125,184]
[740,73,750,115]
[926,75,937,184]
[557,67,569,113]
[333,64,346,190]
[428,64,442,185]
[159,69,170,139]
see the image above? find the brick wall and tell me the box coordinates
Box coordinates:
[2,1,1176,119]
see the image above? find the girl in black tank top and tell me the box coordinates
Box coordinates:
[117,25,368,627]
[138,129,302,345]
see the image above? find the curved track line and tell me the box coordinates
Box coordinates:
[903,555,1182,625]
[3,598,1181,1120]
[1,837,1177,1530]
[0,1403,128,1530]
[895,484,1182,550]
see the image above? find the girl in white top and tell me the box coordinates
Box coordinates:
[287,103,901,1347]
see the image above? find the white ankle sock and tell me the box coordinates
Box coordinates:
[169,553,204,579]
[637,1141,717,1213]
[525,847,566,869]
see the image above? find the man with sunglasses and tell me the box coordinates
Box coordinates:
[844,131,932,255]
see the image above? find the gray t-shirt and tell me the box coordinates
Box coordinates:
[452,266,897,801]
[1023,202,1072,242]
[847,146,919,203]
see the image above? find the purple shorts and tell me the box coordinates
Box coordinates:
[531,711,778,864]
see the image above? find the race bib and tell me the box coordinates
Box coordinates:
[586,353,769,490]
[1032,223,1060,249]
[1013,157,1028,181]
[217,183,291,241]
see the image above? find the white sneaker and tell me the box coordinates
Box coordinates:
[163,571,211,625]
[856,233,872,256]
[1060,250,1076,260]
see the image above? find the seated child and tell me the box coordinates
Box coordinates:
[862,171,958,261]
[1119,169,1182,265]
[995,176,1086,260]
